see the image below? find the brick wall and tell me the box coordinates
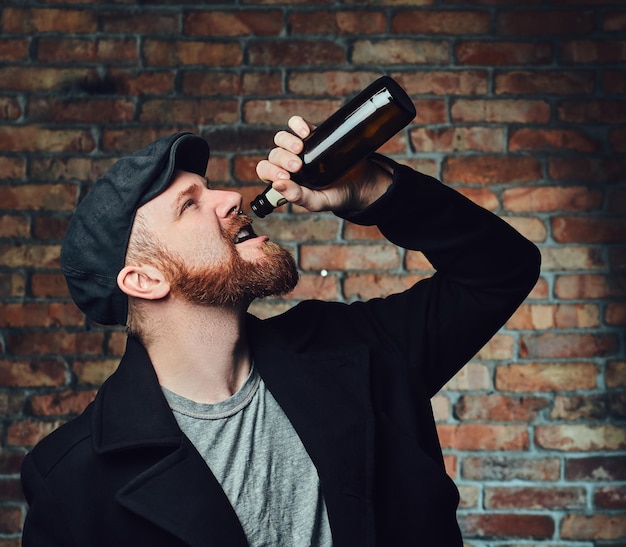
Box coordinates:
[0,1,624,545]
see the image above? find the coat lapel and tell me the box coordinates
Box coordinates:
[250,317,376,547]
[92,337,247,546]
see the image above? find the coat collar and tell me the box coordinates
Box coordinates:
[91,316,375,546]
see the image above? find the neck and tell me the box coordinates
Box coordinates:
[141,301,251,404]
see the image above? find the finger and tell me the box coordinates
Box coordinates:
[267,147,302,174]
[255,159,291,183]
[274,130,303,155]
[287,115,315,139]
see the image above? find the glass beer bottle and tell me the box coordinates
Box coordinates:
[250,76,416,218]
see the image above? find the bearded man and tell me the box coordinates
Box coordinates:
[21,116,540,546]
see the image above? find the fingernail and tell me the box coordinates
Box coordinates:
[288,160,300,171]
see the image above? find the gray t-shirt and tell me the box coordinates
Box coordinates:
[162,366,333,546]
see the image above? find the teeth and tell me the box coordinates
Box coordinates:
[234,227,251,244]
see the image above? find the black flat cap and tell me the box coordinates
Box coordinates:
[61,132,210,326]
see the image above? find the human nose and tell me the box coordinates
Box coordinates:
[214,190,243,219]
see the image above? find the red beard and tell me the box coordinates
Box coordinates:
[157,213,299,306]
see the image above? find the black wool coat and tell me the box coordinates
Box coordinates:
[21,163,541,546]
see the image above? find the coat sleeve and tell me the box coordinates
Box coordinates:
[21,453,77,546]
[339,160,541,396]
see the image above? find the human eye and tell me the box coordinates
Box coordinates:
[180,199,195,214]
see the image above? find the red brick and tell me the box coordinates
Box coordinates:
[456,41,551,66]
[495,362,598,392]
[437,424,529,451]
[496,69,595,95]
[184,71,282,97]
[0,67,98,92]
[443,362,490,392]
[0,359,67,388]
[285,273,339,301]
[0,215,29,238]
[185,10,284,36]
[140,99,239,125]
[0,303,84,328]
[413,99,446,124]
[462,455,560,481]
[558,99,626,124]
[451,99,550,123]
[0,156,26,179]
[28,389,96,417]
[509,128,599,153]
[536,424,626,452]
[602,69,626,93]
[343,273,427,300]
[475,334,514,360]
[566,455,626,481]
[608,187,626,213]
[109,69,175,96]
[6,331,104,356]
[502,216,547,243]
[2,7,97,33]
[454,394,549,422]
[520,333,619,359]
[249,40,345,66]
[0,477,26,502]
[30,97,135,123]
[456,187,499,211]
[101,11,179,33]
[0,449,25,474]
[0,273,25,298]
[503,186,603,213]
[30,157,113,182]
[560,40,626,64]
[102,129,193,154]
[352,39,448,65]
[497,9,594,35]
[0,243,60,268]
[243,98,340,126]
[30,273,70,298]
[552,216,626,243]
[259,215,340,241]
[0,505,22,534]
[508,303,600,330]
[606,302,626,326]
[485,486,586,509]
[411,127,504,152]
[0,126,96,153]
[37,38,138,64]
[0,97,22,121]
[610,127,626,152]
[551,394,609,421]
[72,359,119,386]
[392,10,490,34]
[343,223,384,241]
[561,513,626,540]
[300,244,401,271]
[143,40,243,67]
[459,513,554,540]
[288,71,382,96]
[0,38,29,61]
[291,10,386,34]
[33,216,70,240]
[6,419,65,448]
[549,157,626,183]
[595,485,626,509]
[393,70,488,95]
[555,274,626,299]
[0,183,77,211]
[405,250,434,271]
[606,361,626,389]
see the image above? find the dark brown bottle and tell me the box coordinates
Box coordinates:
[250,76,416,218]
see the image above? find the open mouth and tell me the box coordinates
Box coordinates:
[234,224,257,244]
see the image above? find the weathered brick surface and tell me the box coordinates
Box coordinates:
[0,1,623,544]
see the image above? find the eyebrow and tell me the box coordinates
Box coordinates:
[172,182,202,214]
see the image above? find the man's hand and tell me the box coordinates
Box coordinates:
[256,115,393,213]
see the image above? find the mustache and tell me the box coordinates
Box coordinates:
[223,212,256,240]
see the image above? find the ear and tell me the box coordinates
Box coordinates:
[117,264,170,301]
